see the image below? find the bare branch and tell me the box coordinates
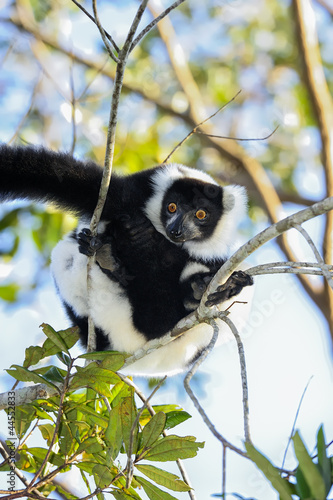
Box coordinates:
[86,0,150,351]
[219,314,251,444]
[247,261,333,277]
[71,0,120,54]
[195,125,279,142]
[183,320,248,457]
[163,90,242,163]
[131,0,188,50]
[199,196,333,317]
[91,0,119,63]
[0,384,59,411]
[292,224,333,290]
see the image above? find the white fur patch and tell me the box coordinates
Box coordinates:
[51,224,146,353]
[144,165,247,261]
[144,163,219,237]
[180,261,210,282]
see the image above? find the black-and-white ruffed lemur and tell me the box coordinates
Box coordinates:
[0,145,253,376]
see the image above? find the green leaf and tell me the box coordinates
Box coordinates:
[77,436,105,455]
[75,461,100,474]
[92,464,115,489]
[141,412,166,450]
[165,411,191,430]
[135,476,178,500]
[42,366,65,384]
[105,403,123,459]
[6,365,58,389]
[54,483,79,500]
[70,364,120,397]
[135,465,191,492]
[74,404,109,428]
[121,394,138,454]
[293,431,326,500]
[23,345,45,368]
[38,423,55,446]
[144,435,204,462]
[317,426,332,495]
[295,467,311,498]
[28,447,64,467]
[14,405,36,438]
[41,323,71,353]
[245,442,293,500]
[79,351,125,371]
[59,422,74,455]
[41,325,80,356]
[56,352,72,366]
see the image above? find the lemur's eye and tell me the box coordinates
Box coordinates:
[168,203,177,213]
[195,209,207,220]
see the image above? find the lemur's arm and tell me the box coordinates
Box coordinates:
[0,145,103,217]
[76,213,156,287]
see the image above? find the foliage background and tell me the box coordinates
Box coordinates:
[0,0,332,498]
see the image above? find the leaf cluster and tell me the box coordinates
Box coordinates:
[1,324,202,499]
[246,426,332,499]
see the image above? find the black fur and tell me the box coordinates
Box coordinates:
[0,145,253,357]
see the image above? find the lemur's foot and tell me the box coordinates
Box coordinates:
[205,271,253,307]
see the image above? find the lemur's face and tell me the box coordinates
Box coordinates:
[161,179,223,244]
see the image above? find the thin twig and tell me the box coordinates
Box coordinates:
[69,59,77,156]
[293,223,333,290]
[196,124,279,142]
[131,0,188,50]
[184,320,248,458]
[281,376,313,471]
[91,0,119,62]
[247,261,333,277]
[220,315,251,444]
[222,445,226,499]
[72,0,119,52]
[163,90,242,163]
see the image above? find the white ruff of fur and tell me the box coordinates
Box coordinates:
[144,164,247,260]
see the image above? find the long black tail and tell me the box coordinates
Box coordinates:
[0,145,104,217]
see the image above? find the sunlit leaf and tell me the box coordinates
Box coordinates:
[293,431,326,500]
[135,476,178,500]
[245,442,293,500]
[141,412,166,450]
[135,464,191,492]
[143,435,204,462]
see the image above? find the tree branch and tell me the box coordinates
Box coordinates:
[183,320,248,457]
[220,315,251,444]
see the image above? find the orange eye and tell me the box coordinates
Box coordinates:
[168,203,177,213]
[196,209,207,220]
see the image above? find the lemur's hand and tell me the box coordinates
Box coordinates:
[77,228,103,256]
[205,271,253,307]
